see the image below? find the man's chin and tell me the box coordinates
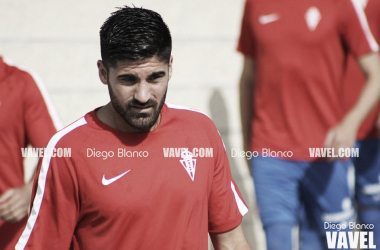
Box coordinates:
[128,117,156,131]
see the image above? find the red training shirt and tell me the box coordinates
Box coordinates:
[238,0,379,160]
[342,0,380,140]
[16,104,248,250]
[0,57,61,250]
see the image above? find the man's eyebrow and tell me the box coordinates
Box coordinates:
[147,71,166,80]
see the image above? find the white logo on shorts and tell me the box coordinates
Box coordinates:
[322,198,355,223]
[362,174,380,201]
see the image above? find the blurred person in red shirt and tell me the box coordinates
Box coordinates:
[0,57,61,250]
[237,0,380,249]
[342,0,380,247]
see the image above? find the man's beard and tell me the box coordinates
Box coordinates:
[108,83,166,132]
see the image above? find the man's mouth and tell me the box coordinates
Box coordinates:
[130,105,153,112]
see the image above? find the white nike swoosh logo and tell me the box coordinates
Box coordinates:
[102,170,131,186]
[259,13,280,25]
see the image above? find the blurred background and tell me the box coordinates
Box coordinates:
[0,0,262,249]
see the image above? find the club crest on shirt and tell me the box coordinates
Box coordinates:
[305,6,321,31]
[179,149,197,181]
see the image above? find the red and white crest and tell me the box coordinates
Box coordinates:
[179,149,196,181]
[305,6,321,31]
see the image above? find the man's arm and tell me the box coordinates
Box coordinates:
[210,225,252,250]
[325,52,380,150]
[0,163,39,222]
[0,179,33,222]
[0,67,60,222]
[239,56,255,153]
[15,150,79,250]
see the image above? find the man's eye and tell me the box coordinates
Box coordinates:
[148,73,165,82]
[150,76,162,81]
[120,77,137,83]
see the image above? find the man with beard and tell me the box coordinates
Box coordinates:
[15,6,251,250]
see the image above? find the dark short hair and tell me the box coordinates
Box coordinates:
[100,6,172,69]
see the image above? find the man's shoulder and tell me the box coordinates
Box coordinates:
[51,115,93,150]
[1,58,44,94]
[163,103,221,140]
[2,57,36,81]
[330,0,356,9]
[165,103,214,125]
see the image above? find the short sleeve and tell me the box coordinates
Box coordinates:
[366,0,380,43]
[15,138,79,250]
[208,126,248,233]
[22,71,62,148]
[338,0,379,58]
[237,0,257,58]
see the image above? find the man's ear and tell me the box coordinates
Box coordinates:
[97,60,108,85]
[168,56,173,80]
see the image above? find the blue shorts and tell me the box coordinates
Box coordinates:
[250,156,355,234]
[353,139,380,207]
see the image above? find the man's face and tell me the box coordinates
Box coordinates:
[98,56,172,132]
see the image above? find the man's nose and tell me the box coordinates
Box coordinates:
[134,82,151,104]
